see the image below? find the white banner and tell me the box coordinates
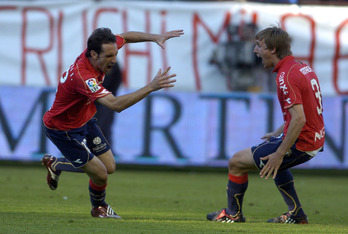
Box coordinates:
[1,1,348,95]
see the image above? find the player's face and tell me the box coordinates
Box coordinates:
[96,43,118,74]
[254,39,274,69]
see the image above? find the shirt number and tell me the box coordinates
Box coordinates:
[311,79,323,115]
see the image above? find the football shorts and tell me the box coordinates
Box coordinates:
[44,118,111,168]
[251,135,313,171]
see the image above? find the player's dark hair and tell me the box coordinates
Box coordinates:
[86,28,116,57]
[255,26,292,59]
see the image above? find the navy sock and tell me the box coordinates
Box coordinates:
[274,169,305,217]
[226,173,248,217]
[51,157,84,173]
[89,179,107,208]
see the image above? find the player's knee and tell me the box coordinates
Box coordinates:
[92,170,108,185]
[228,157,236,171]
[228,152,243,172]
[107,162,116,174]
[97,174,108,185]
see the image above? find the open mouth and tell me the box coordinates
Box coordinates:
[105,64,114,71]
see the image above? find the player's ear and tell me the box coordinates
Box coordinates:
[90,50,99,59]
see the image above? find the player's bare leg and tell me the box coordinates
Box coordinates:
[97,149,116,174]
[82,156,108,185]
[207,148,256,222]
[82,156,121,218]
[228,148,256,176]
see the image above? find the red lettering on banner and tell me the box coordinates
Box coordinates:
[0,6,18,85]
[82,9,88,49]
[121,10,128,87]
[92,8,129,85]
[3,3,345,94]
[21,7,54,85]
[93,8,119,29]
[252,12,257,25]
[193,12,231,90]
[121,10,153,88]
[160,10,168,70]
[237,9,247,39]
[0,6,16,11]
[281,13,316,68]
[57,11,63,83]
[333,19,348,95]
[0,6,17,86]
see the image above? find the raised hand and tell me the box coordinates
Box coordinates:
[150,67,177,91]
[155,30,184,49]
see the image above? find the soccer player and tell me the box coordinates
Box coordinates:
[42,28,184,218]
[207,26,325,224]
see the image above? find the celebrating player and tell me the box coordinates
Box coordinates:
[207,26,325,224]
[42,28,184,218]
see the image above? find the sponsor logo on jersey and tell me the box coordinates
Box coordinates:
[300,66,313,75]
[278,72,288,95]
[314,127,325,142]
[86,78,101,93]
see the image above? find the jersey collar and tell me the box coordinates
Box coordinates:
[273,55,294,73]
[81,49,104,78]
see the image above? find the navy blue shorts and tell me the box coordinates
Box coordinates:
[251,135,313,171]
[44,118,111,168]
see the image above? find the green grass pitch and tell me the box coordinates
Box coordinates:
[0,163,348,233]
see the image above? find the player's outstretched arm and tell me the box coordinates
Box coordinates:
[119,30,184,49]
[96,67,176,112]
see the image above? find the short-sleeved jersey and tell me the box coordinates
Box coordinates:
[273,56,325,151]
[43,35,125,130]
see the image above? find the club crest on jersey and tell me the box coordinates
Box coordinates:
[93,137,102,145]
[86,78,100,93]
